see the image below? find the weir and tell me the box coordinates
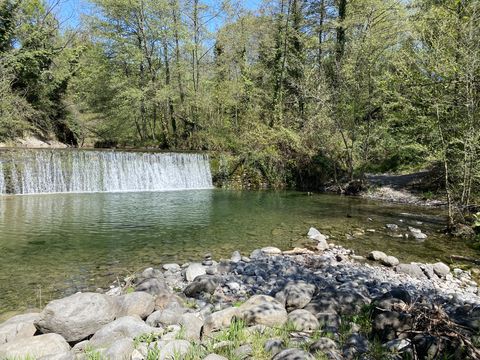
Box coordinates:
[0,150,213,195]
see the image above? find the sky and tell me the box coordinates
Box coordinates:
[49,0,263,30]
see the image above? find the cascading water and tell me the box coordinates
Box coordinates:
[0,162,5,194]
[0,150,213,195]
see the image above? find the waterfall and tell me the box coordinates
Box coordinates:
[0,150,213,195]
[0,162,4,194]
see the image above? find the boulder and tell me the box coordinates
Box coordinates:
[273,348,315,360]
[90,316,161,348]
[0,312,40,344]
[372,311,412,342]
[234,343,253,359]
[116,292,155,319]
[184,275,221,298]
[276,281,316,311]
[163,263,181,272]
[395,263,427,279]
[231,251,242,263]
[185,263,206,282]
[103,338,134,360]
[135,278,167,295]
[287,309,319,331]
[367,251,388,262]
[239,295,287,327]
[202,307,240,336]
[0,333,70,359]
[146,308,186,327]
[310,337,338,352]
[432,262,450,277]
[264,339,284,355]
[204,354,229,360]
[261,246,282,255]
[179,313,203,341]
[408,227,427,240]
[317,239,329,251]
[381,256,400,267]
[34,292,118,342]
[343,334,369,360]
[385,224,399,231]
[307,227,321,238]
[158,340,191,360]
[316,312,341,333]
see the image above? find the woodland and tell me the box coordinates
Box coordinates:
[0,0,479,224]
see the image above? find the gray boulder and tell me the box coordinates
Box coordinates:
[273,348,314,360]
[163,263,181,272]
[231,251,242,263]
[103,338,134,360]
[367,251,388,262]
[310,337,338,352]
[395,263,427,279]
[239,295,287,327]
[185,263,206,282]
[432,262,450,277]
[116,292,155,319]
[202,307,240,336]
[35,292,118,342]
[343,334,369,359]
[260,246,282,255]
[135,278,167,295]
[204,355,228,360]
[381,255,400,267]
[0,333,70,359]
[0,312,40,344]
[90,316,161,348]
[287,309,319,331]
[276,281,316,311]
[179,313,203,341]
[264,338,284,355]
[146,308,186,327]
[408,227,427,240]
[158,339,191,360]
[184,275,221,297]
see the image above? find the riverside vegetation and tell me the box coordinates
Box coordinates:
[1,228,480,359]
[1,0,480,226]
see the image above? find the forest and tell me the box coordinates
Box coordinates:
[0,0,479,223]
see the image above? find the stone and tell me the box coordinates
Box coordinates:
[287,309,319,331]
[0,333,70,359]
[185,263,206,282]
[234,344,253,359]
[310,337,338,352]
[202,307,240,336]
[261,246,282,255]
[432,262,450,277]
[408,226,427,240]
[163,263,181,272]
[179,313,203,341]
[38,352,75,360]
[307,227,322,238]
[135,278,167,295]
[317,239,329,251]
[90,316,161,348]
[372,311,412,342]
[381,256,400,267]
[34,292,118,342]
[343,334,369,359]
[278,281,316,311]
[383,338,411,353]
[316,313,341,332]
[154,290,183,310]
[0,312,40,344]
[385,224,399,231]
[231,251,242,263]
[184,275,221,297]
[158,340,191,360]
[272,348,315,360]
[116,292,155,319]
[103,338,134,360]
[367,251,388,262]
[204,355,228,360]
[395,263,427,279]
[264,339,284,355]
[239,295,288,327]
[146,308,185,327]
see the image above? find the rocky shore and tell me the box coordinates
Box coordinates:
[1,229,480,360]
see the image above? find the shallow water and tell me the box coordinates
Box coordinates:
[0,190,477,315]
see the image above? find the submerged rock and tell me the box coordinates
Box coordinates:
[408,226,427,240]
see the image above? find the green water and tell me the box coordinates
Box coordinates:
[0,190,476,316]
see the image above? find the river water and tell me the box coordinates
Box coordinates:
[0,189,477,316]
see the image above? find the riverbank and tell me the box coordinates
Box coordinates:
[1,230,479,359]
